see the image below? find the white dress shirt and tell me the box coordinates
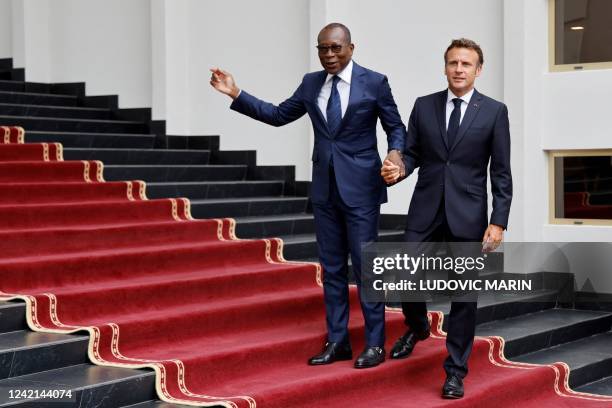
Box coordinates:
[445,88,474,130]
[317,60,353,121]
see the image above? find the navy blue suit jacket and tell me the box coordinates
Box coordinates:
[230,62,406,207]
[402,89,512,239]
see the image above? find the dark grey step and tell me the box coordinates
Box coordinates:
[0,103,112,119]
[0,115,146,134]
[430,289,559,327]
[280,230,405,260]
[0,60,12,70]
[103,165,247,182]
[0,330,89,380]
[63,148,210,165]
[234,213,315,238]
[146,180,284,200]
[166,135,219,151]
[189,196,309,219]
[0,91,77,106]
[476,308,612,358]
[25,131,156,149]
[0,364,155,407]
[576,375,612,396]
[123,401,189,408]
[514,332,612,389]
[0,303,26,334]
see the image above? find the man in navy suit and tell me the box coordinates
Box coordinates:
[210,23,406,368]
[382,38,512,398]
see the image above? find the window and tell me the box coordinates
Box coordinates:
[549,150,612,225]
[549,0,612,71]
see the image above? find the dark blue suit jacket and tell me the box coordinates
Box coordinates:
[402,89,512,239]
[230,62,406,207]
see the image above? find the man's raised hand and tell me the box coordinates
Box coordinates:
[209,68,240,99]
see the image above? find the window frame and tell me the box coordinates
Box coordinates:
[548,149,612,226]
[548,0,612,72]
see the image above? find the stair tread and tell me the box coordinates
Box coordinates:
[0,330,88,352]
[26,130,155,137]
[0,114,141,124]
[476,308,612,341]
[235,213,313,223]
[190,196,307,204]
[576,375,612,395]
[429,289,559,314]
[0,102,108,111]
[513,331,612,369]
[0,363,152,393]
[280,229,402,244]
[146,180,282,186]
[123,401,188,408]
[64,148,210,153]
[0,90,76,99]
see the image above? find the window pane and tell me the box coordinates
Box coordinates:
[555,155,612,220]
[554,0,612,65]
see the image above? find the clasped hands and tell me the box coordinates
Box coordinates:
[380,154,504,252]
[380,150,405,184]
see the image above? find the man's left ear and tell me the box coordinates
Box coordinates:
[476,64,483,77]
[349,43,355,52]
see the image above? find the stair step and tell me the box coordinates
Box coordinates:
[166,135,219,151]
[189,196,309,219]
[280,230,405,260]
[146,180,284,199]
[0,364,155,407]
[0,91,77,106]
[0,115,147,134]
[25,131,156,148]
[103,164,248,182]
[476,308,612,358]
[0,302,26,333]
[0,331,89,379]
[234,213,315,238]
[63,148,211,165]
[430,289,559,326]
[513,332,612,388]
[123,401,188,408]
[0,103,112,119]
[576,375,612,396]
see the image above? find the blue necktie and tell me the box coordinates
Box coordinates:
[326,75,342,136]
[447,98,462,149]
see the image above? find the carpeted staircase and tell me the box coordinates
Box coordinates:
[1,57,612,407]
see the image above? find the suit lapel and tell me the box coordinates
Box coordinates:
[450,89,484,152]
[434,91,449,150]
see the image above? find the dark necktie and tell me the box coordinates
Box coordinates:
[326,75,342,136]
[447,97,462,149]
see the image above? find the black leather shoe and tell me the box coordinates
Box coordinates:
[390,328,430,359]
[308,342,352,365]
[442,375,464,399]
[354,346,385,368]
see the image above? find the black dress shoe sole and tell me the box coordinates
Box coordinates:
[307,354,353,365]
[441,392,464,399]
[353,359,384,369]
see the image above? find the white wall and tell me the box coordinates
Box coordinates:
[46,0,152,108]
[188,0,311,179]
[344,0,505,215]
[0,0,11,58]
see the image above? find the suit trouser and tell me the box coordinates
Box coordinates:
[311,168,384,347]
[401,200,479,378]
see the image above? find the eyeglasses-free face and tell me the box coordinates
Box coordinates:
[317,27,354,75]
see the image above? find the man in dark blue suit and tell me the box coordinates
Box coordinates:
[382,38,512,398]
[210,23,406,368]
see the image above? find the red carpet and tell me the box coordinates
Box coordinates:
[1,126,611,407]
